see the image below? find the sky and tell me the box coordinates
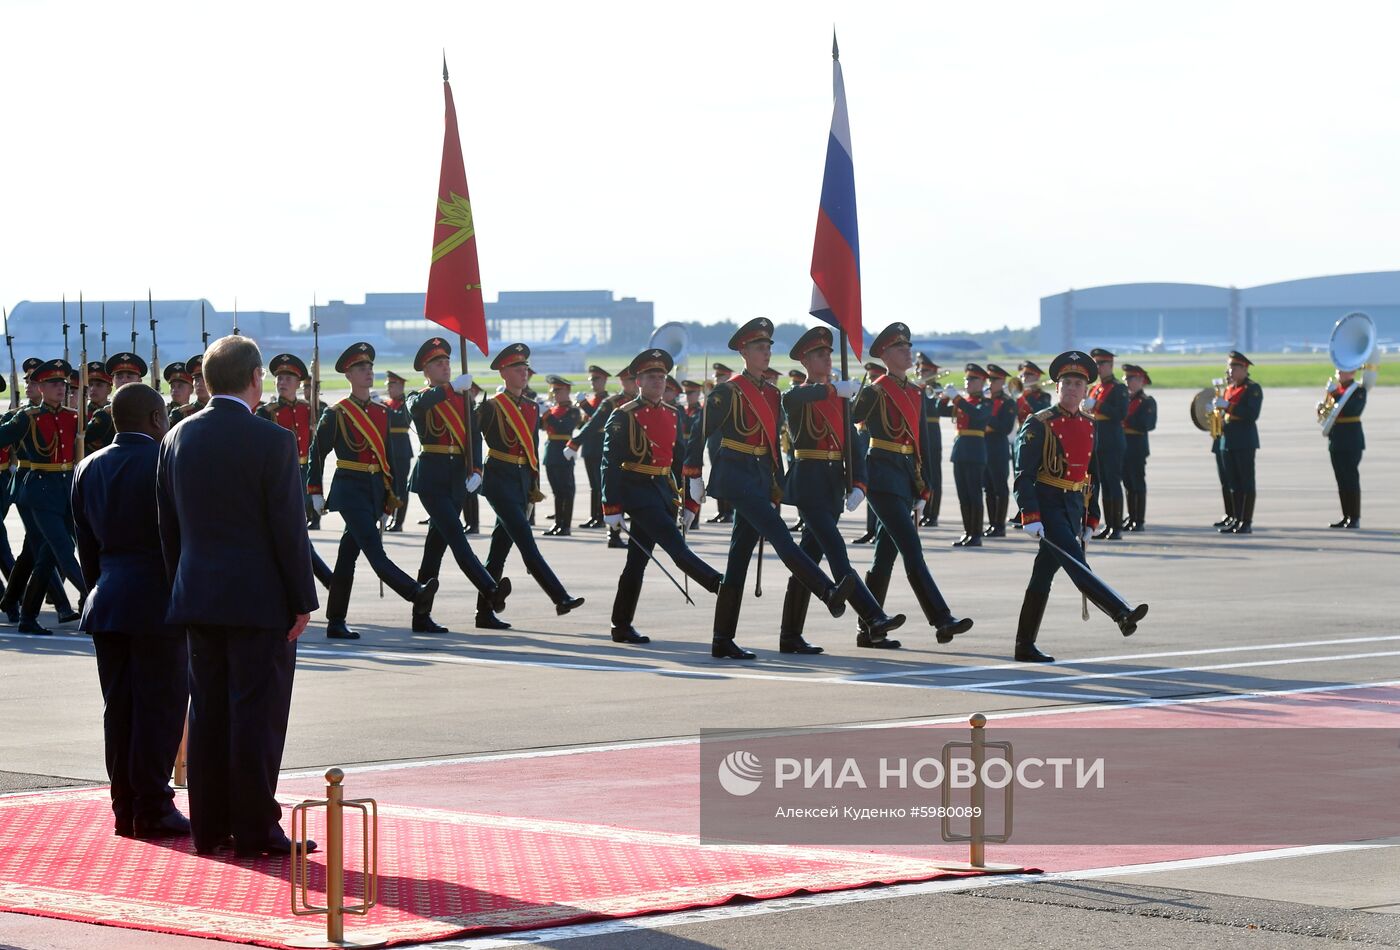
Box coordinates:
[5,0,1400,335]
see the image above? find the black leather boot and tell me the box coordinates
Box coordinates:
[555,497,572,537]
[1213,487,1235,528]
[711,582,755,659]
[326,620,359,639]
[1228,493,1254,534]
[964,501,983,547]
[1347,490,1361,529]
[610,573,649,644]
[1330,488,1349,528]
[817,573,854,619]
[475,583,511,629]
[906,571,972,644]
[778,579,822,654]
[1014,589,1053,662]
[412,613,449,633]
[857,570,901,649]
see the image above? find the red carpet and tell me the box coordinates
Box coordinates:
[0,786,993,948]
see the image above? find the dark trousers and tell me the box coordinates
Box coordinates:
[719,493,832,594]
[1222,447,1257,493]
[92,632,188,828]
[415,491,495,604]
[325,508,419,620]
[868,490,950,618]
[983,443,1010,501]
[1330,446,1362,493]
[1091,451,1125,509]
[546,463,574,517]
[796,506,881,616]
[1026,485,1127,615]
[484,492,568,602]
[30,505,88,596]
[1215,447,1231,491]
[583,452,603,522]
[619,505,721,588]
[952,459,983,508]
[1123,444,1148,494]
[0,470,13,577]
[186,625,295,850]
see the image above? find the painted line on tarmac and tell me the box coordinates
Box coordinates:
[416,841,1394,948]
[280,676,1400,778]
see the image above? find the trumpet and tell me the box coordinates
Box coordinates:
[1209,378,1225,439]
[1190,378,1226,437]
[1006,376,1041,397]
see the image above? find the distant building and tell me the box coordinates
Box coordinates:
[1040,271,1400,352]
[318,290,655,353]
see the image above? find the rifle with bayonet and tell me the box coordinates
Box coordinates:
[100,302,108,361]
[200,300,209,351]
[233,298,240,336]
[148,290,161,393]
[4,307,17,412]
[62,295,70,364]
[76,294,88,462]
[130,300,138,356]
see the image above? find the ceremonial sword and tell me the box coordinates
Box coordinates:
[612,521,694,605]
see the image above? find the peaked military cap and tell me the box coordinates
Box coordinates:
[335,342,376,374]
[86,361,112,384]
[587,364,611,377]
[21,357,42,381]
[963,362,988,379]
[1050,350,1095,381]
[789,325,834,361]
[618,366,637,381]
[32,359,73,385]
[1227,350,1253,367]
[1089,347,1115,361]
[163,361,192,385]
[787,369,808,383]
[1017,360,1044,376]
[727,317,775,351]
[914,350,931,365]
[870,323,913,359]
[682,379,703,391]
[1123,363,1153,385]
[545,373,571,387]
[625,348,674,378]
[665,375,681,394]
[385,370,407,383]
[712,362,734,375]
[414,337,452,371]
[863,361,885,377]
[490,342,530,371]
[0,375,6,394]
[186,354,204,378]
[985,363,1009,380]
[269,353,309,380]
[106,352,148,377]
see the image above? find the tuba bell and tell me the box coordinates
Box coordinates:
[648,321,690,368]
[1319,311,1378,436]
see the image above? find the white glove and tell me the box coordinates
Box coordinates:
[833,379,860,399]
[604,512,623,528]
[464,473,482,493]
[452,373,473,392]
[310,494,325,514]
[1081,396,1097,412]
[1082,525,1093,543]
[1022,521,1045,540]
[914,498,927,514]
[563,446,578,461]
[845,487,865,512]
[575,391,590,404]
[942,384,958,399]
[684,508,698,529]
[689,478,705,504]
[1212,397,1228,410]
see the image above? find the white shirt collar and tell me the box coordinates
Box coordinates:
[211,394,253,412]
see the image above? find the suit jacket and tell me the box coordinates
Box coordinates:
[73,432,181,636]
[157,397,318,629]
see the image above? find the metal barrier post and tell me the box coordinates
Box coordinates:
[288,768,383,949]
[937,713,1028,873]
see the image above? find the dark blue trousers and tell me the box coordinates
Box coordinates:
[483,493,568,602]
[326,508,419,620]
[30,505,87,595]
[620,505,722,588]
[1123,439,1148,494]
[953,459,983,508]
[1330,446,1362,493]
[1026,485,1128,617]
[983,440,1011,501]
[868,490,950,620]
[720,493,832,594]
[186,625,295,851]
[796,506,881,616]
[416,491,495,593]
[1222,447,1257,493]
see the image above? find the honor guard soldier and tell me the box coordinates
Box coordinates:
[0,359,91,633]
[565,368,637,549]
[81,360,116,453]
[937,363,993,546]
[0,376,13,579]
[475,344,583,627]
[706,362,736,524]
[1214,351,1263,534]
[1322,368,1366,528]
[254,354,334,588]
[915,354,943,527]
[541,374,582,535]
[853,324,973,647]
[574,365,612,529]
[603,349,723,645]
[1121,364,1157,531]
[981,363,1017,538]
[170,355,208,422]
[88,352,149,450]
[680,379,704,442]
[780,327,906,652]
[851,361,884,544]
[1013,351,1149,662]
[1085,348,1129,540]
[383,370,414,532]
[164,361,193,419]
[1008,360,1051,526]
[307,343,438,639]
[404,337,510,633]
[685,318,854,660]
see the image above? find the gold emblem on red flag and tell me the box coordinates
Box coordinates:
[432,192,475,263]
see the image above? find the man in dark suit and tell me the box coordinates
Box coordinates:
[73,383,190,840]
[156,335,319,858]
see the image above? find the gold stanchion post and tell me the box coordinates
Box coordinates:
[288,768,383,949]
[937,713,1028,873]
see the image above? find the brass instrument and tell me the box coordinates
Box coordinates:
[1319,311,1379,437]
[1189,379,1226,438]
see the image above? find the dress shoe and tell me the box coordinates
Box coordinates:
[475,612,511,630]
[788,519,804,533]
[1226,523,1252,535]
[951,534,970,547]
[1116,603,1149,637]
[917,515,937,527]
[194,834,235,855]
[134,811,192,839]
[1329,516,1350,529]
[779,636,824,655]
[856,631,902,649]
[1015,644,1055,663]
[412,615,449,633]
[1213,515,1236,528]
[385,523,403,533]
[234,835,318,858]
[935,616,974,644]
[17,619,50,635]
[114,818,134,839]
[412,577,440,613]
[851,531,874,544]
[962,534,983,547]
[579,517,602,529]
[490,577,512,612]
[819,574,854,619]
[555,596,585,616]
[3,605,18,624]
[1346,520,1360,529]
[611,626,651,644]
[325,620,360,640]
[56,610,81,624]
[711,639,756,659]
[607,531,627,549]
[985,524,1006,539]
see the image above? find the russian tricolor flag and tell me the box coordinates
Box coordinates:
[809,32,863,358]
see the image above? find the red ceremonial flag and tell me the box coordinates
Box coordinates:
[425,59,489,357]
